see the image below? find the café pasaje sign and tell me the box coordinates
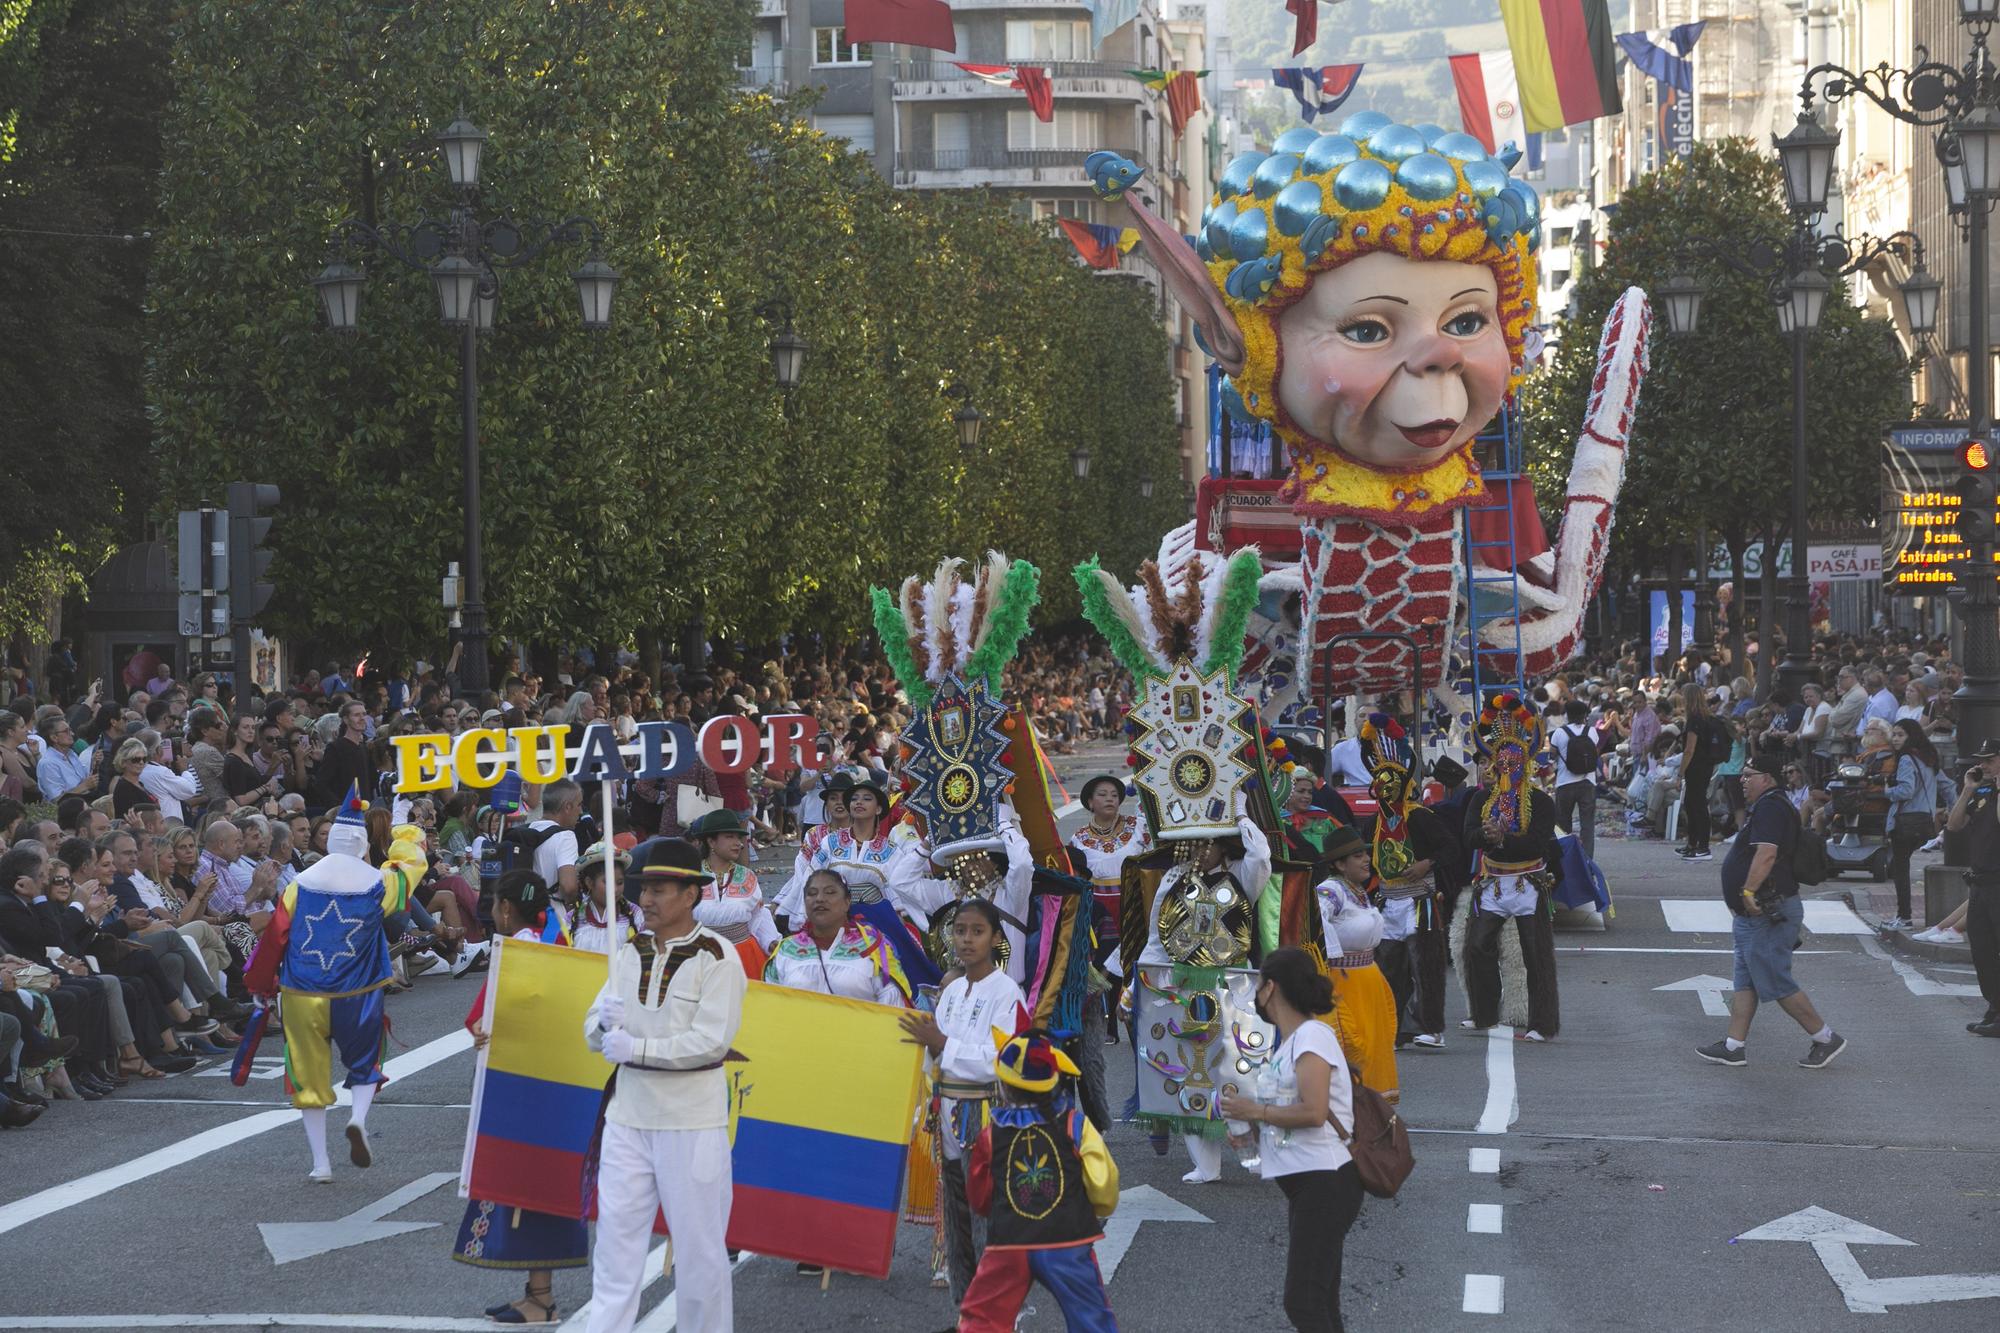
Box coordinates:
[389,716,821,795]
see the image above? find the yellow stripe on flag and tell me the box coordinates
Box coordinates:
[486,938,611,1090]
[734,981,925,1144]
[1499,0,1566,135]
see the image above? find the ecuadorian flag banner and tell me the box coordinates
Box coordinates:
[460,939,927,1279]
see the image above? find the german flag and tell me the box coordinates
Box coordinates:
[1499,0,1623,135]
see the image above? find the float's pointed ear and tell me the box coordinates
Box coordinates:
[1123,193,1245,377]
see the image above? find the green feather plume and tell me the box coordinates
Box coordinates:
[1074,557,1158,681]
[965,559,1041,692]
[871,586,931,709]
[1202,549,1266,685]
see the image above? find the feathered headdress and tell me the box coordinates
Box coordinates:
[1475,693,1543,836]
[1074,524,1264,684]
[871,553,1040,710]
[1359,713,1416,881]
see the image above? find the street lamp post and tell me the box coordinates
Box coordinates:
[313,115,616,696]
[1656,160,1932,697]
[1802,1,2000,754]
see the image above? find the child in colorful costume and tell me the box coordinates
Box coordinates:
[958,1031,1120,1333]
[244,783,415,1182]
[1086,114,1649,710]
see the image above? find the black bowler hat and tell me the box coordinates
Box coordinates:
[637,838,713,885]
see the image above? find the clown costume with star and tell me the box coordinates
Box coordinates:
[244,783,418,1181]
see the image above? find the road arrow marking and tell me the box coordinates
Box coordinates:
[1737,1206,2000,1313]
[1653,974,1735,1017]
[1096,1184,1212,1284]
[258,1172,456,1265]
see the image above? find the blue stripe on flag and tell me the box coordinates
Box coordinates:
[732,1117,908,1214]
[477,1068,605,1155]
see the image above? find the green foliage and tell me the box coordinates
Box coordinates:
[0,0,165,633]
[1518,139,1913,578]
[143,0,1183,663]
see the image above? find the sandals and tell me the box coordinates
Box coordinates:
[120,1057,164,1080]
[488,1281,557,1324]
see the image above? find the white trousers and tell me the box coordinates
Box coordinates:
[587,1121,733,1333]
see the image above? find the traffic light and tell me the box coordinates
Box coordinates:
[226,482,280,624]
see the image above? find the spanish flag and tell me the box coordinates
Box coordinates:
[461,940,926,1278]
[1499,0,1623,135]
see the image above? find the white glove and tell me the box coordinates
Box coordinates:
[597,996,626,1031]
[601,1027,636,1065]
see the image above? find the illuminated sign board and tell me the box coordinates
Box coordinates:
[1883,484,2000,593]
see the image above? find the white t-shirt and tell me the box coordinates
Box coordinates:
[1551,722,1595,789]
[529,820,580,886]
[1798,700,1833,743]
[1257,1019,1354,1179]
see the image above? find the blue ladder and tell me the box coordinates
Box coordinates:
[1462,401,1528,706]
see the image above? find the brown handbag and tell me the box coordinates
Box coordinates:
[1328,1072,1416,1198]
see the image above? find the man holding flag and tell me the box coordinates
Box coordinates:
[583,839,746,1333]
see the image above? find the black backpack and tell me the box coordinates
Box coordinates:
[1560,724,1599,776]
[500,821,562,876]
[1701,715,1733,765]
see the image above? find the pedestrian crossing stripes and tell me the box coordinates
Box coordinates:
[1658,899,1871,935]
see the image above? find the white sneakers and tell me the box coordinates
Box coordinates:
[346,1121,372,1168]
[307,1165,332,1183]
[1913,925,1966,944]
[1411,1033,1445,1050]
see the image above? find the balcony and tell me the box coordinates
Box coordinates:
[738,63,787,92]
[754,0,784,17]
[893,59,1145,103]
[894,146,1121,190]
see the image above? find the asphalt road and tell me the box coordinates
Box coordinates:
[3,739,1996,1331]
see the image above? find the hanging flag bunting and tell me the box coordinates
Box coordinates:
[1498,0,1623,134]
[844,0,957,53]
[1092,0,1142,51]
[1057,218,1140,270]
[1449,50,1527,156]
[1271,63,1365,123]
[955,63,1055,121]
[1287,0,1318,56]
[1616,22,1706,160]
[1130,68,1207,137]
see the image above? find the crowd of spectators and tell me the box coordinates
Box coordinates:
[0,631,1138,1128]
[1521,627,1960,929]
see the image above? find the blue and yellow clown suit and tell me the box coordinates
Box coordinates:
[246,826,415,1110]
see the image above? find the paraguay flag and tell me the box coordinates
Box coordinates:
[1271,63,1365,123]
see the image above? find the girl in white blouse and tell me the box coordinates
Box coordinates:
[896,899,1026,1308]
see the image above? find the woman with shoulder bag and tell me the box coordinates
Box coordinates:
[1220,947,1364,1333]
[1885,721,1942,930]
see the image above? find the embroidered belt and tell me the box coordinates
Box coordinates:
[1329,948,1375,968]
[935,1078,995,1101]
[1091,877,1120,889]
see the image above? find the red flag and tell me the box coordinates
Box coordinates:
[1164,70,1202,137]
[1287,0,1317,57]
[844,0,956,53]
[1014,65,1054,122]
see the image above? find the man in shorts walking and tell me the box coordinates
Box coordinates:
[1696,752,1848,1070]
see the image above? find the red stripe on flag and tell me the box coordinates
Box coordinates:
[1057,217,1118,269]
[1540,0,1607,123]
[729,1184,902,1278]
[1449,54,1496,154]
[468,1137,585,1217]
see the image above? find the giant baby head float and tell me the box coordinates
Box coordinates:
[1090,112,1649,700]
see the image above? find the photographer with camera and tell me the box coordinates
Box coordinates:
[1943,738,2000,1038]
[1696,752,1848,1071]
